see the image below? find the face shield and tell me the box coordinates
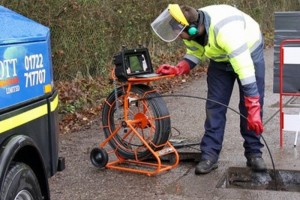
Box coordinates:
[151,4,189,42]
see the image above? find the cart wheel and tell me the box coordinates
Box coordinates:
[102,84,171,160]
[90,148,108,168]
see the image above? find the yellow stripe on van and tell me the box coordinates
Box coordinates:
[50,94,59,112]
[0,95,58,134]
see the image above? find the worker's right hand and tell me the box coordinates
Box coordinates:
[156,60,190,75]
[244,96,264,135]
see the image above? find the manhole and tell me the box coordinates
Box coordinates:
[217,167,300,192]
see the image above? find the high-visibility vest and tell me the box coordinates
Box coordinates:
[183,5,262,86]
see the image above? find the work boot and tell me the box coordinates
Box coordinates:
[195,160,218,175]
[246,156,267,172]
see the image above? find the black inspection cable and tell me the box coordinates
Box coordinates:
[140,93,295,190]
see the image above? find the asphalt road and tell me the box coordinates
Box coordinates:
[49,48,300,200]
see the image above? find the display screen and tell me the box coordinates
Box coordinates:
[125,53,151,75]
[113,47,154,81]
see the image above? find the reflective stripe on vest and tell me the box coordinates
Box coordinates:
[213,15,246,50]
[183,39,205,64]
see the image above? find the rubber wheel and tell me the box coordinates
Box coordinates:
[102,84,171,160]
[0,162,43,200]
[90,147,109,168]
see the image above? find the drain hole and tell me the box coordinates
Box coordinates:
[217,167,300,192]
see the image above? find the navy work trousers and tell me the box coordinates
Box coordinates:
[200,44,265,162]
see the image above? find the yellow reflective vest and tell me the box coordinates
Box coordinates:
[183,5,262,86]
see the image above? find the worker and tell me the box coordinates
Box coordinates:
[151,4,266,174]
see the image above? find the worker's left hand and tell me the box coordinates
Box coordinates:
[244,96,264,135]
[156,60,190,75]
[156,64,178,75]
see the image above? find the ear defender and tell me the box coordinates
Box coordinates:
[187,25,198,36]
[186,10,203,36]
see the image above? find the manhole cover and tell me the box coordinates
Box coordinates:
[217,167,300,192]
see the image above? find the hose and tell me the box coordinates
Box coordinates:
[139,93,294,190]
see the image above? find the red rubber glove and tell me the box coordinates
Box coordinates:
[156,60,190,75]
[244,96,264,135]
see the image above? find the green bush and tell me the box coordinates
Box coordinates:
[2,0,300,80]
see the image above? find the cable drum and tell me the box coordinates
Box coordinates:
[101,84,171,160]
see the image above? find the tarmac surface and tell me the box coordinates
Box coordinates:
[49,48,300,200]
